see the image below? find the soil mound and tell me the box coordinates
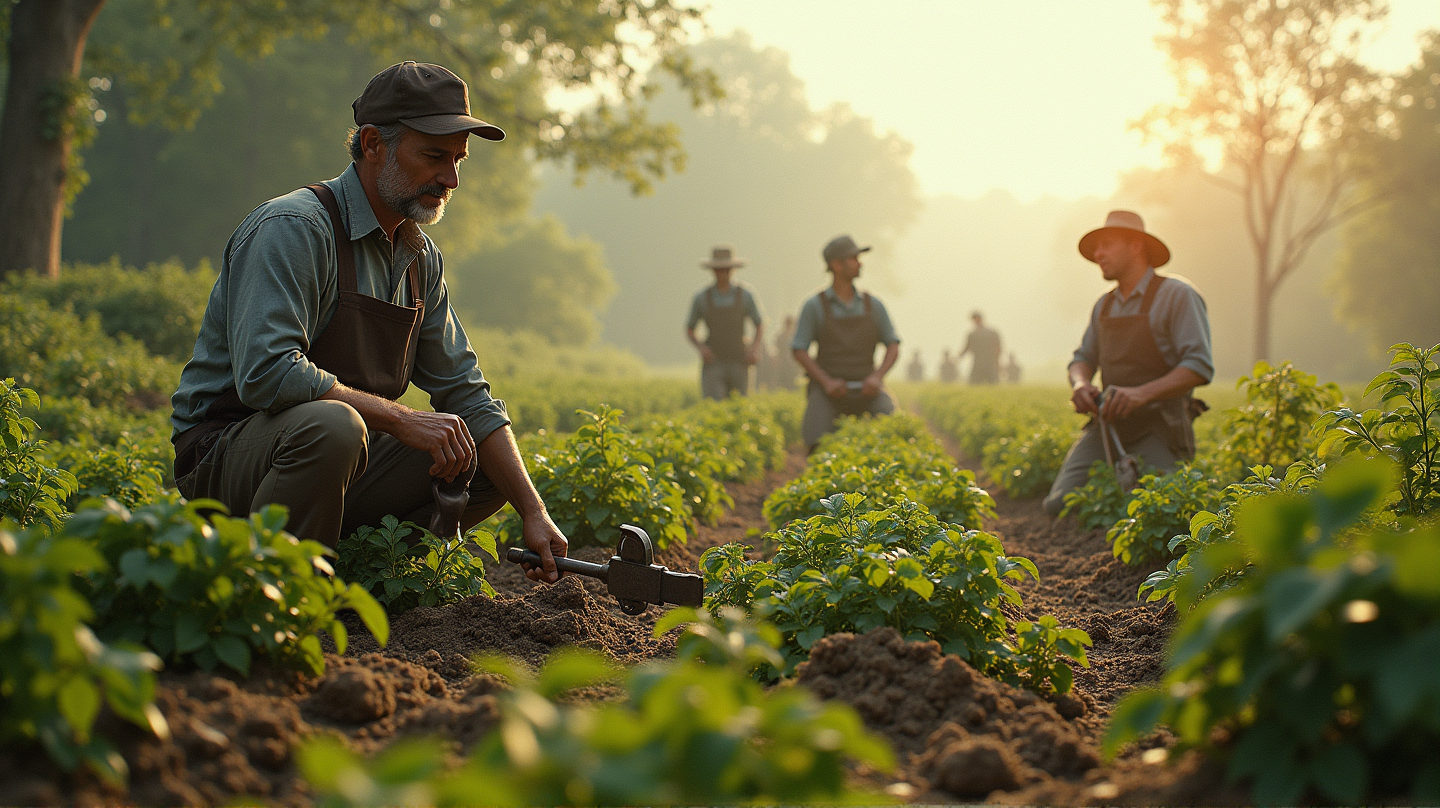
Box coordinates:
[346,574,676,670]
[796,627,1099,801]
[0,653,505,807]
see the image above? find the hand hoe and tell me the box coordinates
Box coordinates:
[506,525,704,615]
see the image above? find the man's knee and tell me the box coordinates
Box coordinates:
[285,400,367,461]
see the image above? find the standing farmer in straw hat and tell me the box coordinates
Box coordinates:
[686,245,765,400]
[792,234,901,450]
[1042,211,1213,515]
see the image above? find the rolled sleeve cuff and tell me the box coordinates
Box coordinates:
[1177,357,1215,384]
[1070,350,1096,370]
[252,359,337,413]
[458,398,512,443]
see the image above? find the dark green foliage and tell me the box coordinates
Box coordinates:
[1106,462,1222,566]
[0,524,167,784]
[50,434,169,510]
[763,414,994,529]
[0,380,78,533]
[1216,360,1342,482]
[2,259,216,361]
[981,422,1071,498]
[1315,342,1440,519]
[498,406,691,550]
[1061,460,1141,531]
[69,497,388,677]
[1139,461,1323,607]
[0,293,179,411]
[299,609,893,806]
[638,421,734,525]
[1013,615,1094,695]
[336,516,497,611]
[1106,458,1440,805]
[703,493,1089,690]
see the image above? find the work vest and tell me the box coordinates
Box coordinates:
[1096,274,1202,454]
[173,183,424,479]
[703,286,748,363]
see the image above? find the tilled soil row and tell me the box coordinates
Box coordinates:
[0,451,810,808]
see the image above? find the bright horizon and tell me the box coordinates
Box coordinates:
[699,0,1439,201]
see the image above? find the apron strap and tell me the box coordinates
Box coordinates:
[819,291,834,321]
[1139,273,1168,315]
[306,184,357,294]
[405,256,422,308]
[862,292,872,316]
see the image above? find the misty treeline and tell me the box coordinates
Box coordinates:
[7,1,1439,381]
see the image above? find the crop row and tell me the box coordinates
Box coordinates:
[703,413,1091,693]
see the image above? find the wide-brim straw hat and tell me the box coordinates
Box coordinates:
[1078,210,1170,268]
[701,245,746,269]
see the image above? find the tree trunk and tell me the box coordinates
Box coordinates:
[0,0,108,280]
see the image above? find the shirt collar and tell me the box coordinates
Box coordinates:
[1114,268,1156,303]
[336,163,428,254]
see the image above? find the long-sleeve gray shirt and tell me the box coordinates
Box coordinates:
[170,164,509,439]
[1070,269,1214,383]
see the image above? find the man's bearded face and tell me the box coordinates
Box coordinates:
[377,146,451,225]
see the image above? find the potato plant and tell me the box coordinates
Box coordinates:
[497,406,691,550]
[69,496,388,677]
[1314,342,1440,518]
[336,516,498,612]
[703,493,1090,691]
[1,523,168,784]
[1106,458,1440,805]
[763,413,994,529]
[0,379,78,533]
[981,422,1071,498]
[1061,459,1143,530]
[299,609,893,806]
[1214,360,1343,482]
[1105,462,1221,566]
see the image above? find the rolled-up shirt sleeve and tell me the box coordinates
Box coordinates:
[409,252,510,442]
[226,214,338,412]
[744,288,764,327]
[791,297,822,351]
[1161,286,1214,383]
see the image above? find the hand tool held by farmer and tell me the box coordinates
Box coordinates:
[507,525,704,616]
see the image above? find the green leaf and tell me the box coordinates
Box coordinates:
[797,624,826,650]
[212,634,251,675]
[1308,742,1367,804]
[174,612,209,654]
[536,649,615,697]
[346,583,390,647]
[57,676,101,740]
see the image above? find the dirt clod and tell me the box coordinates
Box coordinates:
[796,627,1099,799]
[307,667,397,723]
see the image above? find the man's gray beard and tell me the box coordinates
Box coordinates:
[377,155,448,225]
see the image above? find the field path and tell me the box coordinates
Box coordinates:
[929,428,1174,741]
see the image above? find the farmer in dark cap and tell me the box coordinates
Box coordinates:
[686,245,765,400]
[792,234,901,450]
[1042,211,1212,515]
[170,61,567,581]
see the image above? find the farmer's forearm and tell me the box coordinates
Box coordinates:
[875,343,900,378]
[476,425,547,520]
[1137,366,1207,404]
[793,348,832,384]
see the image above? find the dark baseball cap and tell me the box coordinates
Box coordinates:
[822,234,871,263]
[353,61,505,141]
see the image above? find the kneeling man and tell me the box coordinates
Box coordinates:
[169,61,566,580]
[1042,211,1212,515]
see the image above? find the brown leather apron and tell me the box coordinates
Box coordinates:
[813,292,883,415]
[1095,274,1203,456]
[703,286,747,363]
[173,183,424,479]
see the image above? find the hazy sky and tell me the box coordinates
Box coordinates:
[699,0,1439,200]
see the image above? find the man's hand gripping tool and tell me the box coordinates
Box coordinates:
[506,525,704,615]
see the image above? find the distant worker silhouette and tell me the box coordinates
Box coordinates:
[906,349,925,382]
[686,245,764,400]
[792,235,901,450]
[1002,351,1023,384]
[958,310,1002,385]
[772,314,800,390]
[1042,211,1212,515]
[938,348,960,384]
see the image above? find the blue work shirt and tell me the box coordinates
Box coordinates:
[170,164,510,439]
[791,287,900,351]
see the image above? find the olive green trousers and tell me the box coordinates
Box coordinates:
[176,400,505,547]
